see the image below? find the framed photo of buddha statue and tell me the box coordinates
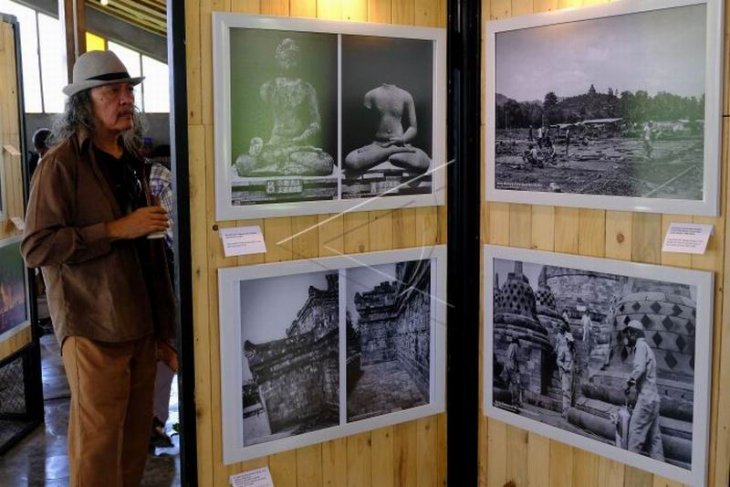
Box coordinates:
[213,14,446,220]
[483,245,713,486]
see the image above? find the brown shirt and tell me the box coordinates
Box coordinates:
[21,131,176,345]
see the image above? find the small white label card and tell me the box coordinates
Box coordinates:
[10,217,25,231]
[230,466,275,487]
[220,225,267,257]
[662,223,713,255]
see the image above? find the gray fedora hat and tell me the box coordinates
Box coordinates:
[63,50,144,97]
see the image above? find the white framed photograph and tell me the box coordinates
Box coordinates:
[219,245,447,463]
[484,0,724,215]
[483,245,713,485]
[0,235,30,344]
[213,13,447,220]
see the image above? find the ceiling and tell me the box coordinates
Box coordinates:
[86,0,166,37]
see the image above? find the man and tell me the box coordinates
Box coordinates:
[21,50,175,486]
[343,83,431,176]
[556,324,574,418]
[503,336,523,408]
[643,121,654,159]
[624,320,664,460]
[581,308,593,351]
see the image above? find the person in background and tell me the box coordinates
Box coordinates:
[556,324,574,418]
[503,336,523,408]
[581,308,593,351]
[21,50,175,486]
[27,128,52,178]
[146,144,176,449]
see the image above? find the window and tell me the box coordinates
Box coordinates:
[0,0,44,112]
[0,1,169,113]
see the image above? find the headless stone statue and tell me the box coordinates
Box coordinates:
[235,38,334,177]
[344,83,431,177]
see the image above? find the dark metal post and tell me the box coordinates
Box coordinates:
[447,0,481,486]
[167,3,198,486]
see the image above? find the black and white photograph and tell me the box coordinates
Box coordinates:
[214,14,446,220]
[228,28,338,206]
[341,36,434,200]
[484,0,723,215]
[345,260,431,422]
[218,246,446,463]
[239,271,339,446]
[483,245,713,486]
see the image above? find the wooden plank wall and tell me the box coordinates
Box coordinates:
[480,0,730,486]
[185,1,447,485]
[0,19,31,361]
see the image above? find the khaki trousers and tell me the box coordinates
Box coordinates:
[62,334,156,487]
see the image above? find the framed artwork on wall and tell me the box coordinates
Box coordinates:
[213,13,447,220]
[218,246,447,463]
[483,245,713,486]
[0,147,5,221]
[0,235,30,344]
[484,0,724,215]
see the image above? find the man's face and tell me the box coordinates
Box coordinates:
[89,82,135,134]
[626,329,638,346]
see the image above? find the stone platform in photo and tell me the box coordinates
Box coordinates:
[342,162,432,199]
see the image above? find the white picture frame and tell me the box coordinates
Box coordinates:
[484,0,723,215]
[213,13,447,220]
[483,245,713,486]
[219,245,447,463]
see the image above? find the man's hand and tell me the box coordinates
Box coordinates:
[106,206,169,240]
[624,378,636,396]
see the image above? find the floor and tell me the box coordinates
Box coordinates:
[0,334,181,486]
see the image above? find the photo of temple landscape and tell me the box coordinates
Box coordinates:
[492,3,708,201]
[345,260,431,422]
[0,239,27,339]
[239,271,339,446]
[489,256,700,472]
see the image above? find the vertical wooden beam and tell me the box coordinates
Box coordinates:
[59,0,86,82]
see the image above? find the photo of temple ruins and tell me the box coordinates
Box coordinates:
[340,36,434,200]
[0,240,27,337]
[493,4,707,200]
[346,260,431,422]
[239,271,339,446]
[228,28,338,205]
[490,258,698,471]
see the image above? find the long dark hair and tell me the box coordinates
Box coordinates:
[50,89,148,156]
